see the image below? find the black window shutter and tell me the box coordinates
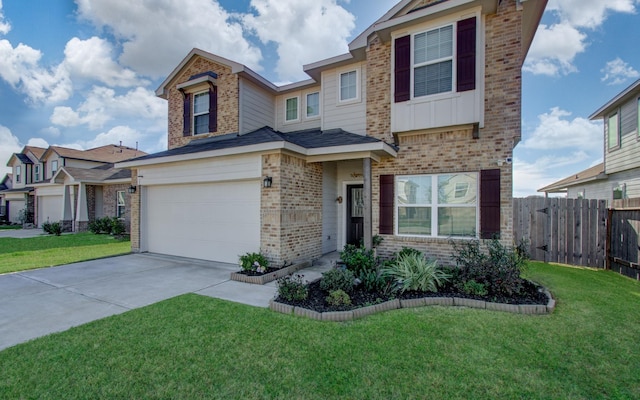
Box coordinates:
[456,17,476,92]
[394,36,411,103]
[183,93,192,136]
[208,86,217,133]
[480,169,500,239]
[379,175,395,234]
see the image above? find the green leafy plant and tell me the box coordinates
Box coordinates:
[382,253,450,293]
[239,252,269,273]
[451,238,529,297]
[340,244,376,276]
[325,289,351,306]
[110,218,126,236]
[89,217,126,236]
[42,220,62,236]
[461,279,488,296]
[277,274,308,301]
[320,268,355,293]
[357,268,396,295]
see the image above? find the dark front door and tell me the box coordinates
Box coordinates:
[347,184,364,246]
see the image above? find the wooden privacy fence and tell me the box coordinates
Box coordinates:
[608,199,640,279]
[513,198,608,268]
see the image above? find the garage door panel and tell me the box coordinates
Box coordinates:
[38,196,63,227]
[146,181,260,264]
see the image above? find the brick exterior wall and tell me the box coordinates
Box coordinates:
[261,153,323,266]
[167,56,239,150]
[366,0,522,263]
[102,184,131,232]
[130,170,140,251]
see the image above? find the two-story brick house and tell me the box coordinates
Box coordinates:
[3,146,46,224]
[119,0,547,265]
[539,79,640,201]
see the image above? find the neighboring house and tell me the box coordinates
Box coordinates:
[0,173,13,221]
[2,144,146,229]
[118,0,547,265]
[3,146,46,224]
[539,79,640,202]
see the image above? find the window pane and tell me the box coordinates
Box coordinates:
[286,97,298,121]
[399,206,431,235]
[414,61,452,97]
[52,160,58,172]
[340,71,357,101]
[117,191,125,206]
[437,207,476,237]
[306,92,319,117]
[397,175,432,205]
[414,32,427,64]
[438,173,477,204]
[194,92,209,114]
[608,113,619,148]
[194,115,209,134]
[351,188,364,218]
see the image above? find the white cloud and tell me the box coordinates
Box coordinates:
[523,23,586,76]
[51,86,166,130]
[243,0,355,81]
[547,0,637,29]
[63,37,145,87]
[0,0,11,35]
[513,152,591,197]
[40,126,61,137]
[520,107,602,151]
[75,0,263,78]
[0,40,72,103]
[80,126,144,149]
[0,125,22,175]
[26,137,49,148]
[601,57,640,85]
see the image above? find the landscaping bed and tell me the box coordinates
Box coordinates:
[230,261,311,284]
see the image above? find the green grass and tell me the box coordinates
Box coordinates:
[1,262,639,399]
[0,225,22,230]
[0,232,131,274]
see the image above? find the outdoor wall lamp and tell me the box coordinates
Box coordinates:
[263,176,273,188]
[128,185,137,194]
[336,196,343,204]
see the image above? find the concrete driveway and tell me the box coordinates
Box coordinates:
[0,253,280,351]
[0,228,45,238]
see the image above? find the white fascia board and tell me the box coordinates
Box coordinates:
[176,74,217,90]
[305,142,397,157]
[589,79,640,120]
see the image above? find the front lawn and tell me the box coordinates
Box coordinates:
[0,232,131,274]
[0,225,22,230]
[1,262,639,399]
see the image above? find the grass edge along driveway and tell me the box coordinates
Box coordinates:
[0,232,131,274]
[0,262,639,399]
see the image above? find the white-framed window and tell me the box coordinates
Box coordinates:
[413,24,454,97]
[51,160,58,176]
[339,70,358,102]
[34,165,40,182]
[396,173,477,238]
[285,96,299,122]
[193,91,210,135]
[15,165,21,183]
[116,191,126,218]
[637,97,639,138]
[306,92,320,118]
[608,111,620,149]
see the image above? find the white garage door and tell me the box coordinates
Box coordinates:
[8,200,25,224]
[146,181,261,264]
[38,196,63,227]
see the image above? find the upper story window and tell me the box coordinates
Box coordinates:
[116,191,126,218]
[637,97,639,137]
[413,25,453,97]
[306,92,320,118]
[193,92,210,135]
[51,160,58,176]
[34,165,40,182]
[396,173,477,238]
[15,165,21,183]
[339,70,358,102]
[608,111,620,150]
[285,96,299,122]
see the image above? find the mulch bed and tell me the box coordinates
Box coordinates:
[275,279,549,313]
[235,267,280,276]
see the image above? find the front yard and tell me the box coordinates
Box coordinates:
[0,232,131,274]
[0,262,638,399]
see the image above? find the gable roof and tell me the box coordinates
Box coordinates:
[41,144,146,164]
[118,126,397,168]
[589,79,640,120]
[24,146,46,159]
[538,163,606,194]
[52,164,132,185]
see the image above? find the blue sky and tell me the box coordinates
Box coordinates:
[0,0,639,197]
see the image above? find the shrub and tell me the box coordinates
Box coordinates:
[340,244,376,276]
[42,220,62,236]
[320,268,355,293]
[326,289,351,306]
[396,246,423,259]
[461,279,488,296]
[382,253,450,293]
[277,274,308,301]
[239,252,269,273]
[89,217,126,236]
[111,218,126,236]
[357,268,396,295]
[451,238,529,297]
[42,220,52,234]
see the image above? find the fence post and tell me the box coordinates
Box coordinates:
[606,207,613,270]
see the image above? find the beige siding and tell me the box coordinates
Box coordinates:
[321,63,367,135]
[275,87,322,132]
[322,162,338,254]
[605,98,640,174]
[240,79,275,134]
[64,159,107,169]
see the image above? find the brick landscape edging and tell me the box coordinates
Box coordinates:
[230,261,311,285]
[269,288,555,321]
